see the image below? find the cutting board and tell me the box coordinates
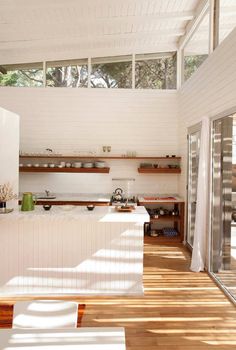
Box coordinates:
[115,205,135,212]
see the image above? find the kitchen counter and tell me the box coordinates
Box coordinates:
[3,205,149,223]
[138,194,184,204]
[0,206,149,295]
[19,193,111,205]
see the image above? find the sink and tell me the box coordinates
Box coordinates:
[37,196,56,199]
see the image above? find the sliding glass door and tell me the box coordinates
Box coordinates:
[211,113,236,301]
[187,125,201,247]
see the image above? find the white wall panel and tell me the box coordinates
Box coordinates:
[0,107,19,208]
[0,89,179,195]
[178,27,236,199]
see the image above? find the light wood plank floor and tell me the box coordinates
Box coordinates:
[1,238,236,350]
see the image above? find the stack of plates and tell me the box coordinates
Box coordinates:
[140,163,153,168]
[73,162,82,168]
[83,162,94,168]
[94,161,106,168]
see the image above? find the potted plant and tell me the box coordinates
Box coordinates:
[0,182,17,213]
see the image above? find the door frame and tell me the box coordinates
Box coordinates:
[186,122,202,249]
[207,106,236,305]
[208,106,236,269]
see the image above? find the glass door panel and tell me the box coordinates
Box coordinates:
[211,114,236,301]
[187,127,201,247]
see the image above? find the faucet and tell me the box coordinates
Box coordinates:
[45,190,50,197]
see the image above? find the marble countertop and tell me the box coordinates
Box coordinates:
[1,205,149,223]
[137,194,184,203]
[20,193,111,202]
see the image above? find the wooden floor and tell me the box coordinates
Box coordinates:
[1,237,236,349]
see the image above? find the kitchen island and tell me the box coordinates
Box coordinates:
[19,193,111,206]
[0,206,149,296]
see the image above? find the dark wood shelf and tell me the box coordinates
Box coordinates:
[19,167,110,173]
[144,235,182,243]
[150,216,181,222]
[138,168,181,174]
[142,201,185,243]
[19,155,181,160]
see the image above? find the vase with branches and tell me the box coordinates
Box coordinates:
[0,182,17,212]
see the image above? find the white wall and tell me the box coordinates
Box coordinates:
[178,27,236,199]
[0,88,179,195]
[0,107,19,208]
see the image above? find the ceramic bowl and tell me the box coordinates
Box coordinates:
[83,162,93,168]
[94,161,105,168]
[87,205,95,211]
[43,205,52,211]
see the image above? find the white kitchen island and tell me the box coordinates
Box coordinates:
[0,206,149,296]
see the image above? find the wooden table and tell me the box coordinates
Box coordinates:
[0,327,126,350]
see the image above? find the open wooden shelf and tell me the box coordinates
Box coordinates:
[19,167,110,173]
[150,216,181,222]
[138,167,181,174]
[19,155,181,160]
[141,201,185,243]
[144,235,183,243]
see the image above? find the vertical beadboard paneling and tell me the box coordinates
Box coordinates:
[0,211,144,295]
[178,27,236,199]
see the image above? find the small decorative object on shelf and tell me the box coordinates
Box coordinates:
[0,182,17,214]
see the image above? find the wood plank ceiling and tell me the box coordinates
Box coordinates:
[0,0,200,63]
[0,0,235,63]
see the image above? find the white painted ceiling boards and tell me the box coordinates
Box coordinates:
[0,0,235,63]
[0,0,199,63]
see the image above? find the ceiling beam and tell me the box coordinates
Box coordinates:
[0,11,195,26]
[0,28,184,48]
[212,0,220,51]
[0,43,178,65]
[178,0,209,50]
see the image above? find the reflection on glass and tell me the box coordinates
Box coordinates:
[211,113,236,301]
